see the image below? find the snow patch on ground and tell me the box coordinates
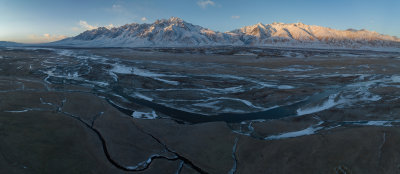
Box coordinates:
[57,49,75,57]
[208,86,244,94]
[220,108,250,113]
[218,97,271,110]
[344,120,398,127]
[362,121,392,126]
[297,93,343,116]
[279,65,318,72]
[132,92,153,101]
[132,111,158,119]
[297,77,385,116]
[264,121,324,140]
[234,52,257,56]
[208,74,296,90]
[4,109,31,113]
[278,85,295,89]
[193,101,221,110]
[110,64,179,85]
[391,75,400,83]
[86,80,109,87]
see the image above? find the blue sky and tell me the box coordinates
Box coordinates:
[0,0,399,43]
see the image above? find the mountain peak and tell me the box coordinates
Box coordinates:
[254,22,265,28]
[168,17,184,23]
[154,17,186,25]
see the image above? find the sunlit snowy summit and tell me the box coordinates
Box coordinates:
[52,17,400,49]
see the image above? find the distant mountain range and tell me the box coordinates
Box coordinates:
[0,41,23,47]
[4,17,400,49]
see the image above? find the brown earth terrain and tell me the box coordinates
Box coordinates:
[1,47,400,173]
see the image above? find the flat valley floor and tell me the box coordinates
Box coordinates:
[1,47,400,173]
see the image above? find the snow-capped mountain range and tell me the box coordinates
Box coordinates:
[51,17,399,49]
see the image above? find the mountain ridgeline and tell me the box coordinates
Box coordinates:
[53,17,400,49]
[0,41,23,47]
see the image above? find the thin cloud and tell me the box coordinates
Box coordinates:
[28,34,67,43]
[71,20,114,32]
[141,17,147,21]
[110,4,124,13]
[112,4,122,9]
[79,20,98,30]
[197,0,215,8]
[74,21,114,32]
[232,16,240,19]
[107,3,137,20]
